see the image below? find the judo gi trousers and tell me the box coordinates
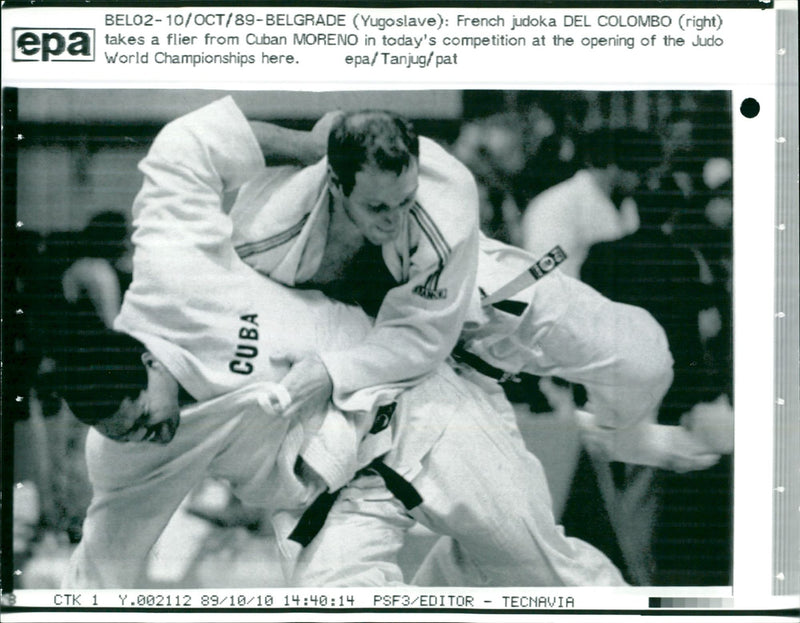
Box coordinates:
[465,239,674,431]
[291,372,627,587]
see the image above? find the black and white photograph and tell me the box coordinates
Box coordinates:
[6,87,734,589]
[1,2,797,621]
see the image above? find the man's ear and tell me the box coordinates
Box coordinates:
[141,351,157,368]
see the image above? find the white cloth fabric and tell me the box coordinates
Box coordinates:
[520,170,639,279]
[63,384,317,588]
[464,236,673,431]
[223,96,672,435]
[64,99,394,588]
[70,98,670,588]
[291,367,627,587]
[116,96,371,404]
[113,97,397,494]
[228,108,481,416]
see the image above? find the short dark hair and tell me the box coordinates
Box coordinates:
[327,111,419,196]
[53,331,148,425]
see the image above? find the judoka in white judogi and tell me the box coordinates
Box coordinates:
[63,97,629,588]
[225,95,676,458]
[212,97,684,585]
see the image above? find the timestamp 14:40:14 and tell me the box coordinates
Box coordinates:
[284,594,356,607]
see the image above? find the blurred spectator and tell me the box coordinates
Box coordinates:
[450,113,527,245]
[521,128,661,278]
[582,166,730,425]
[454,92,733,585]
[59,210,133,329]
[13,210,133,547]
[580,155,733,585]
[515,92,585,202]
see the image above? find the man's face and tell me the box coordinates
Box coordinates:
[335,160,419,246]
[93,352,181,444]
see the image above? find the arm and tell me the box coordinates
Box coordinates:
[252,126,481,415]
[249,111,342,166]
[61,257,122,329]
[319,137,481,413]
[279,199,480,417]
[132,96,265,254]
[118,95,322,402]
[291,214,478,487]
[319,217,479,413]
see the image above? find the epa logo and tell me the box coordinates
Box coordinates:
[13,28,95,62]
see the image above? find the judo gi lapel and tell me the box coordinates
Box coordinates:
[231,160,329,285]
[269,161,330,285]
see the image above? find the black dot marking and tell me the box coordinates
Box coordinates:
[740,98,760,118]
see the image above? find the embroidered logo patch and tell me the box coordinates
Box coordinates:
[370,403,396,434]
[412,285,448,300]
[529,245,567,279]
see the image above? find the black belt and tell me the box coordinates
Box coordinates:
[368,458,423,510]
[287,489,340,547]
[451,346,519,384]
[288,457,422,547]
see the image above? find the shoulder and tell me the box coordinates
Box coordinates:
[150,96,248,155]
[61,257,118,300]
[525,172,581,209]
[65,257,118,282]
[419,136,475,187]
[414,137,479,246]
[161,96,242,136]
[522,184,571,229]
